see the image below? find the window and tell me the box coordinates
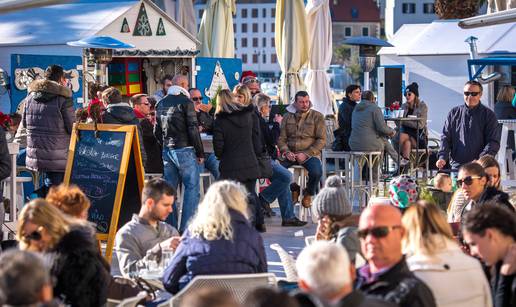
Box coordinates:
[242,54,248,64]
[344,27,352,37]
[350,7,359,19]
[402,3,416,14]
[253,54,258,63]
[252,23,258,32]
[423,3,435,14]
[271,23,275,32]
[271,54,277,63]
[271,37,275,47]
[241,23,248,33]
[233,23,236,33]
[198,9,203,19]
[263,23,266,32]
[241,9,247,18]
[262,54,267,63]
[362,27,369,36]
[271,8,276,17]
[241,38,248,47]
[252,8,258,18]
[262,37,266,47]
[253,38,258,47]
[262,8,267,18]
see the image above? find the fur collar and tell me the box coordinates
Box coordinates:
[28,79,72,98]
[167,85,190,98]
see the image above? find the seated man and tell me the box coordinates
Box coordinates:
[296,241,395,307]
[278,91,326,207]
[115,178,180,277]
[356,205,436,307]
[0,250,56,306]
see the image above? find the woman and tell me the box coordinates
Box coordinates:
[403,201,492,307]
[399,82,428,165]
[494,85,516,155]
[162,181,267,294]
[17,199,110,307]
[213,89,264,231]
[46,183,90,219]
[477,155,501,190]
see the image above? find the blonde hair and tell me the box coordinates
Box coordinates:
[46,184,91,218]
[233,84,252,106]
[402,200,454,255]
[17,199,74,250]
[496,85,515,104]
[188,180,249,241]
[215,89,241,115]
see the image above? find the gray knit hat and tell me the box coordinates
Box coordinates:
[313,176,352,217]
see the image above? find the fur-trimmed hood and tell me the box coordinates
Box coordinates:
[28,79,72,98]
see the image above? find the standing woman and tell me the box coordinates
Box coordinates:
[399,82,428,165]
[213,89,265,232]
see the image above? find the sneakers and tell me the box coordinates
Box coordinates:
[282,217,307,227]
[301,194,312,208]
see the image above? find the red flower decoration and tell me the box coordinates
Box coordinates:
[0,112,12,131]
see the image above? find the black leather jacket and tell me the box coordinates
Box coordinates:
[154,90,204,158]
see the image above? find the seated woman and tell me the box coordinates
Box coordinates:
[17,199,111,307]
[162,180,267,294]
[403,201,492,307]
[399,82,428,166]
[45,183,90,219]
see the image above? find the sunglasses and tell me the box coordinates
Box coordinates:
[23,230,42,242]
[191,97,202,101]
[357,225,402,239]
[464,92,480,97]
[457,175,482,186]
[405,92,413,96]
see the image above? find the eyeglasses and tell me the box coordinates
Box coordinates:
[357,225,402,239]
[243,77,259,84]
[191,97,202,101]
[464,92,480,97]
[23,230,42,242]
[457,175,482,186]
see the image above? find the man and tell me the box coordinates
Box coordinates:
[296,241,395,307]
[0,128,11,234]
[278,91,326,207]
[24,64,74,189]
[154,75,204,232]
[131,93,163,174]
[189,88,219,179]
[334,85,361,151]
[0,250,56,306]
[242,76,261,97]
[153,74,173,101]
[115,178,180,277]
[356,205,436,307]
[437,80,500,170]
[463,202,516,307]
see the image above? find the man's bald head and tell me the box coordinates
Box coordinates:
[359,205,402,229]
[172,75,189,90]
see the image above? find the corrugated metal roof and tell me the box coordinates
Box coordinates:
[0,1,137,46]
[379,20,516,56]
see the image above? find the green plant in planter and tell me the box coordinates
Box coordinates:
[209,86,223,109]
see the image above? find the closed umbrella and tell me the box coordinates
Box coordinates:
[304,0,333,115]
[163,0,197,36]
[275,0,308,106]
[198,0,236,58]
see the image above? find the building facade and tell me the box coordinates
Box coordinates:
[330,0,381,44]
[383,0,438,39]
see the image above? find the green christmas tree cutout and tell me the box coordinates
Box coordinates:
[121,17,130,33]
[156,18,166,36]
[133,3,152,36]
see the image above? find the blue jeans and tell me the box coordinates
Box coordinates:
[43,172,64,188]
[163,147,200,232]
[198,153,220,179]
[281,157,322,195]
[260,160,295,220]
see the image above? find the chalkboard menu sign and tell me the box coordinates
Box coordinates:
[64,124,144,261]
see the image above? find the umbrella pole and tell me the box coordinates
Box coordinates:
[363,71,370,91]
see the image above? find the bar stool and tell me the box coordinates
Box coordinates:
[345,151,382,209]
[290,165,317,223]
[199,172,213,199]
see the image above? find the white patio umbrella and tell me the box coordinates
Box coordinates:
[304,0,333,115]
[163,0,197,36]
[275,0,308,106]
[198,0,236,58]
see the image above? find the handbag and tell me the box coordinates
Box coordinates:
[257,154,273,179]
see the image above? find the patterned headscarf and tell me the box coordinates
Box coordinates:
[389,175,419,209]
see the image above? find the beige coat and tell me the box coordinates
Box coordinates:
[278,109,326,157]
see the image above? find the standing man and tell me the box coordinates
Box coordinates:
[278,91,326,207]
[115,178,180,277]
[334,85,362,151]
[153,74,173,101]
[437,80,500,170]
[154,75,204,232]
[243,76,261,97]
[24,65,74,190]
[356,205,436,307]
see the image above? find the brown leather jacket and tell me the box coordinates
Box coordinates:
[278,109,326,157]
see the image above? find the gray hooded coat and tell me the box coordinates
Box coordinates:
[349,99,395,152]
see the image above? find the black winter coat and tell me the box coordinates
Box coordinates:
[495,101,516,153]
[334,97,357,151]
[49,226,111,307]
[139,117,163,174]
[478,186,515,212]
[154,89,204,158]
[355,258,437,307]
[492,261,516,307]
[213,105,262,182]
[256,109,280,159]
[24,79,74,172]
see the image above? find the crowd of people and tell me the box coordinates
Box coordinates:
[0,64,516,307]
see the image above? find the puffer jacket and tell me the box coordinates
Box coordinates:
[213,104,261,182]
[406,236,492,307]
[154,86,204,158]
[162,209,267,294]
[349,99,394,152]
[277,108,326,157]
[401,100,428,130]
[23,79,74,172]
